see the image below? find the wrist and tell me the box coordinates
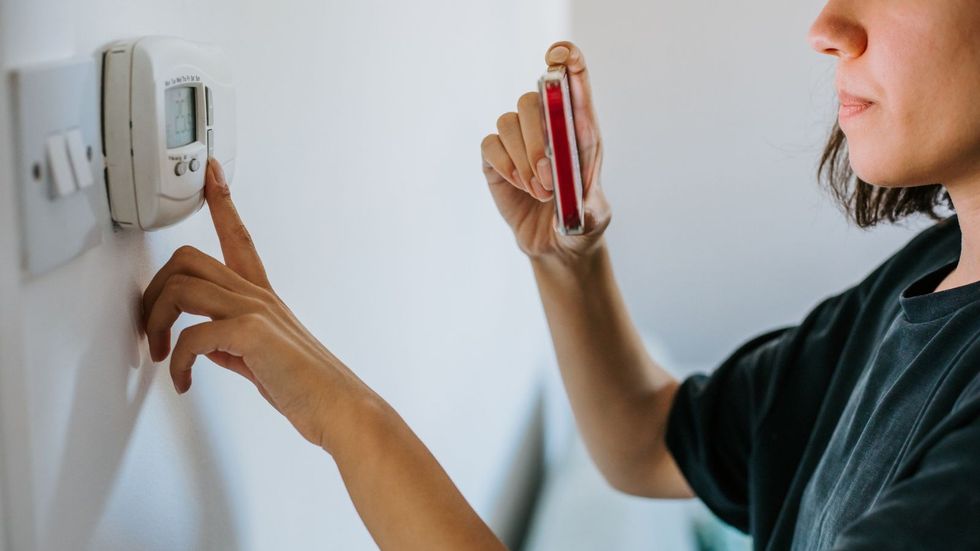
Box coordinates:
[318,386,399,459]
[529,237,610,280]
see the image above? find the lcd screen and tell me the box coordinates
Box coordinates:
[165,86,196,149]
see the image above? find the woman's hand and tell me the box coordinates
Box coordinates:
[142,160,508,550]
[480,41,611,263]
[142,159,373,453]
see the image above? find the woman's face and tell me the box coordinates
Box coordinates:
[808,0,980,190]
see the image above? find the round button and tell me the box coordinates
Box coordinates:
[174,162,188,176]
[189,158,201,172]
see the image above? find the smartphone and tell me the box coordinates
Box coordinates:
[539,65,585,236]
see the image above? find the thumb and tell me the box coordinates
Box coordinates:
[545,41,603,195]
[581,182,612,236]
[545,41,596,128]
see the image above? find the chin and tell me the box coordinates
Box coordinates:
[848,153,899,187]
[847,144,932,189]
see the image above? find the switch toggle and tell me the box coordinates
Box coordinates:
[65,127,93,189]
[46,133,75,198]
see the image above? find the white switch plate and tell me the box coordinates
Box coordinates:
[10,57,109,277]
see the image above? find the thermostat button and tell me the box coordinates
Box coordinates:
[174,161,188,176]
[189,158,200,172]
[206,86,214,126]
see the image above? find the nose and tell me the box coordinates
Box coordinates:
[807,3,867,59]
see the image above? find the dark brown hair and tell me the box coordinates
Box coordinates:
[818,121,954,228]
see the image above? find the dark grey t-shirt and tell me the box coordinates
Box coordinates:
[666,214,980,550]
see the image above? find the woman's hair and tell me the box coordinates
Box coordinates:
[818,121,955,228]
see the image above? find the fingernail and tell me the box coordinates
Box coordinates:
[537,158,553,190]
[530,176,543,199]
[208,157,228,189]
[549,46,570,64]
[511,170,522,187]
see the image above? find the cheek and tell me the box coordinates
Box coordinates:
[845,104,978,188]
[846,14,980,186]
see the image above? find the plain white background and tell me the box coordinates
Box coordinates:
[0,0,939,549]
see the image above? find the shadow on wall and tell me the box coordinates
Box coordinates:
[41,333,152,550]
[38,282,242,549]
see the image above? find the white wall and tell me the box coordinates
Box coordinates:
[0,1,568,549]
[0,3,16,549]
[568,0,937,372]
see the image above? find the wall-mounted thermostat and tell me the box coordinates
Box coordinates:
[103,36,236,231]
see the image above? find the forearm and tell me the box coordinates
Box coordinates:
[328,395,506,551]
[530,240,686,496]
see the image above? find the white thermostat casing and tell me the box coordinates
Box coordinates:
[103,36,236,231]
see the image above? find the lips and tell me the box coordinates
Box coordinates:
[837,88,875,121]
[837,89,874,107]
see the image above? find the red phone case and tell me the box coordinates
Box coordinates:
[539,66,585,235]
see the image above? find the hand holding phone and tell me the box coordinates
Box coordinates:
[540,65,585,235]
[480,42,611,261]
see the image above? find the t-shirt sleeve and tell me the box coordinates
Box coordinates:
[664,287,863,533]
[831,400,980,550]
[665,326,793,532]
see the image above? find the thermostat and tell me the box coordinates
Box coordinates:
[103,36,236,230]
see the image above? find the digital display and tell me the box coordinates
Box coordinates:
[165,86,196,149]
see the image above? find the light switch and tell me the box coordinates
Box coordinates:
[65,127,93,189]
[12,57,107,277]
[46,133,75,198]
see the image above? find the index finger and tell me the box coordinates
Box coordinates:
[205,158,271,289]
[545,41,595,129]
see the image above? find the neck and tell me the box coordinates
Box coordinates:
[943,174,980,281]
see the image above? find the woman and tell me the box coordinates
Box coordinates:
[143,1,980,549]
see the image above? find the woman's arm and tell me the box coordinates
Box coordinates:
[531,242,694,499]
[143,160,505,550]
[333,398,506,550]
[479,41,693,499]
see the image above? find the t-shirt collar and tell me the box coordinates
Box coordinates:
[899,254,980,323]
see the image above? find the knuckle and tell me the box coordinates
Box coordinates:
[254,296,274,316]
[215,181,233,199]
[239,312,266,332]
[243,289,273,315]
[255,286,278,305]
[160,274,195,306]
[164,273,192,293]
[171,245,200,265]
[171,328,192,353]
